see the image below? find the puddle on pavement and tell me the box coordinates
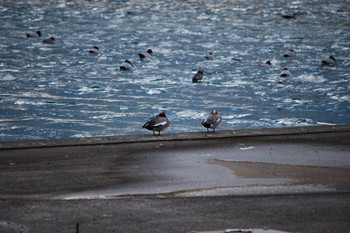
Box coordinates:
[210,160,350,190]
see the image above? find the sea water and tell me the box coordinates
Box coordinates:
[0,0,349,141]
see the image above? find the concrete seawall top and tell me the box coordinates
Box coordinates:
[1,124,350,150]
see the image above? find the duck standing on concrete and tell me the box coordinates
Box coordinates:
[192,71,204,83]
[143,112,170,135]
[120,60,134,71]
[321,55,336,65]
[42,36,55,44]
[202,109,222,132]
[138,49,153,60]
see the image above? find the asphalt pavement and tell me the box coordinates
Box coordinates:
[0,125,349,233]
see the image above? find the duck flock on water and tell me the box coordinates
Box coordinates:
[25,18,339,136]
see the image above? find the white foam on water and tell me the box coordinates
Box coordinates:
[296,74,327,83]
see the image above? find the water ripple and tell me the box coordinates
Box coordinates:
[0,0,349,141]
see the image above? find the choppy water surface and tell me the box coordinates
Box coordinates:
[1,0,349,141]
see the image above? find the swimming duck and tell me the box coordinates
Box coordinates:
[280,68,291,77]
[88,46,100,54]
[192,71,204,83]
[262,60,273,67]
[138,49,153,60]
[276,81,286,89]
[26,30,42,38]
[283,49,296,57]
[321,55,336,65]
[120,60,134,71]
[42,37,55,44]
[282,13,297,19]
[202,109,222,133]
[205,52,215,60]
[142,112,170,135]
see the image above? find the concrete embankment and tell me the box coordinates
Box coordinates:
[0,125,349,233]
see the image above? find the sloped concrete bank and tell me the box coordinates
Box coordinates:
[0,125,349,232]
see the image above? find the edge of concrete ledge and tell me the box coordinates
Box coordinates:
[1,124,350,150]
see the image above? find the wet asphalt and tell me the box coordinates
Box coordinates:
[0,125,350,233]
